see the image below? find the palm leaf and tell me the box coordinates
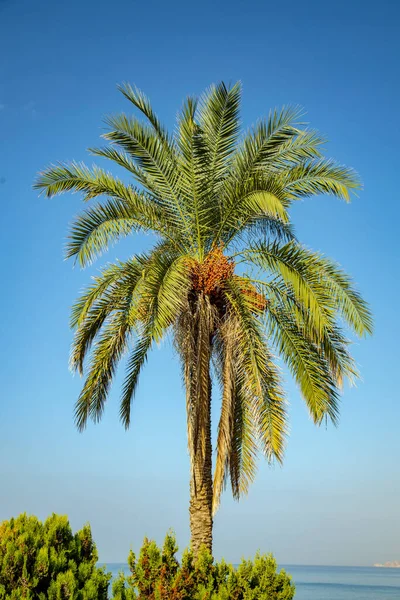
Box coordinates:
[224,277,288,462]
[74,306,131,431]
[283,158,361,201]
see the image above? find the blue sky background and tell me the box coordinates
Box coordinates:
[0,0,399,566]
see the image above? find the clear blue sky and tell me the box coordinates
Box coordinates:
[0,0,399,567]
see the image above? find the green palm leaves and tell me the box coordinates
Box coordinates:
[35,81,372,515]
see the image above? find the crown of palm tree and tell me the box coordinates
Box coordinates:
[35,82,372,514]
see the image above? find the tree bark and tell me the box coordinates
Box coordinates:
[189,379,213,556]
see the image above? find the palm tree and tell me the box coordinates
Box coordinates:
[35,82,372,555]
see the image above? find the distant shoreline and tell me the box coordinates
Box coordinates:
[101,562,400,569]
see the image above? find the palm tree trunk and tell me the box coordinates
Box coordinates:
[189,378,213,556]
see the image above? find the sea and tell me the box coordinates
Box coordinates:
[104,563,400,599]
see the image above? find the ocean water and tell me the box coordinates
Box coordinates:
[104,563,400,599]
[282,565,400,599]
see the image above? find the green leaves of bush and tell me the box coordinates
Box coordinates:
[0,515,294,599]
[0,514,110,599]
[111,532,295,600]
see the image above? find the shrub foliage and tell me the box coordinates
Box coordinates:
[0,513,110,599]
[111,532,295,600]
[0,515,294,599]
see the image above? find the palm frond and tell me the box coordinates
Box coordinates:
[175,96,210,257]
[88,145,154,190]
[138,251,191,343]
[306,251,372,336]
[215,176,290,248]
[212,316,237,513]
[74,307,131,431]
[255,128,326,169]
[174,294,217,478]
[70,257,146,330]
[228,380,259,500]
[119,324,153,429]
[192,295,215,467]
[224,277,288,463]
[119,247,192,426]
[66,199,142,266]
[198,81,241,186]
[117,83,176,154]
[229,106,305,181]
[266,301,341,424]
[103,114,195,243]
[35,161,137,201]
[70,258,146,374]
[212,326,259,505]
[283,158,361,201]
[242,240,336,336]
[242,274,359,388]
[244,241,372,337]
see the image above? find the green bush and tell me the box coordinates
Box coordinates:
[0,513,110,599]
[0,516,294,599]
[111,532,295,600]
